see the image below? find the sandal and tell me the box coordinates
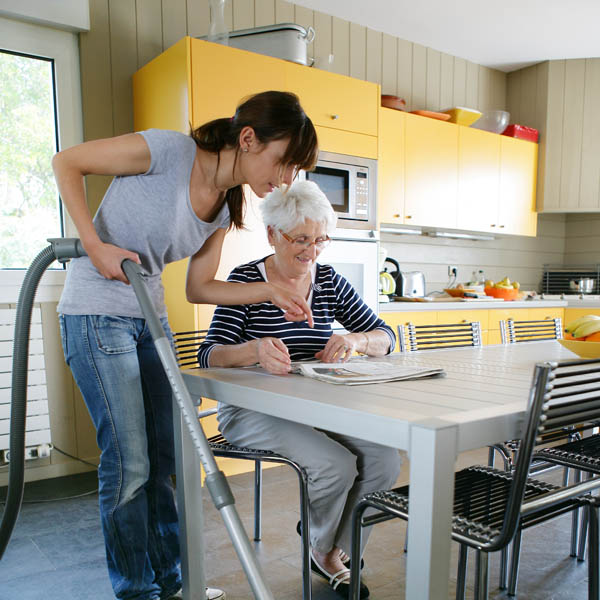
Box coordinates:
[296,520,365,570]
[310,550,370,599]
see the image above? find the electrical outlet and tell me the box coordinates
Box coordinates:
[448,265,458,277]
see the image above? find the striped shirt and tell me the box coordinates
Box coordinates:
[197,256,395,367]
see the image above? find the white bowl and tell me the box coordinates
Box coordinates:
[470,110,510,134]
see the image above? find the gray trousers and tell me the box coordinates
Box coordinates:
[218,405,402,555]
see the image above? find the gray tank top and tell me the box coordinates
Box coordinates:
[57,129,231,318]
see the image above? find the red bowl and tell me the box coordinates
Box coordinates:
[484,286,520,301]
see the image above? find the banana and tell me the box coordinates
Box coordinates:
[572,319,600,339]
[565,315,600,334]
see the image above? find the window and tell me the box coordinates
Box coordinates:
[0,50,62,268]
[0,15,82,297]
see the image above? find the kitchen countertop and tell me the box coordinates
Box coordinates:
[380,299,568,311]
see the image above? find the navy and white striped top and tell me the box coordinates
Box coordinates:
[197,256,395,367]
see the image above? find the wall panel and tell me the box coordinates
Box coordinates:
[330,16,349,76]
[161,0,187,49]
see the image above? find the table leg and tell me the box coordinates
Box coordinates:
[405,423,457,600]
[173,404,206,600]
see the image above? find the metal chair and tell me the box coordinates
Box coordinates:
[398,321,482,352]
[173,330,312,599]
[349,358,600,600]
[500,317,563,344]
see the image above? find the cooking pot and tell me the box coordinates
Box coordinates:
[569,278,595,294]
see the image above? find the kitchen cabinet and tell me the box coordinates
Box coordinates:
[404,112,458,228]
[498,136,538,236]
[378,112,538,236]
[381,306,564,347]
[457,127,500,233]
[377,108,405,225]
[565,308,600,324]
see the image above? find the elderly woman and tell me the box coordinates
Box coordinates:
[197,180,401,599]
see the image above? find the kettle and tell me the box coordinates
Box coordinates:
[379,270,396,296]
[384,257,426,298]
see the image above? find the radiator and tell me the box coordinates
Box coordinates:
[0,306,52,462]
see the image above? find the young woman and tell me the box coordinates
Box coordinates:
[197,180,401,599]
[54,91,318,600]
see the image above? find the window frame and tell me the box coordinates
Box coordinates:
[0,15,83,302]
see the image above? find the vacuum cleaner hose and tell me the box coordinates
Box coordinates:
[0,238,85,559]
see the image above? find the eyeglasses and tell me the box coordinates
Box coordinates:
[279,230,331,250]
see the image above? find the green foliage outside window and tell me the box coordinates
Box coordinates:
[0,50,62,269]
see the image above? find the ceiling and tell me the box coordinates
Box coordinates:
[293,0,600,72]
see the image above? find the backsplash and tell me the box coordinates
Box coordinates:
[564,213,600,265]
[380,213,566,294]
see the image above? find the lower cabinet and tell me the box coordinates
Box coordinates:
[381,306,565,348]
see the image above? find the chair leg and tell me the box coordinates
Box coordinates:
[508,529,523,596]
[577,472,594,562]
[570,469,583,556]
[499,546,509,590]
[456,544,468,600]
[587,504,599,600]
[474,550,489,600]
[350,501,369,600]
[253,460,262,542]
[288,462,311,600]
[488,446,496,467]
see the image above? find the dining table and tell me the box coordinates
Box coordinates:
[173,340,575,599]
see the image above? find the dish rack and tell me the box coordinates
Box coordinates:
[541,264,600,294]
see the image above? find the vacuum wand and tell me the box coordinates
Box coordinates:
[1,239,274,600]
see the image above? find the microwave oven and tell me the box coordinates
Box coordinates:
[299,151,377,230]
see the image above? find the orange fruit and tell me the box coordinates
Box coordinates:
[564,331,577,340]
[585,331,600,342]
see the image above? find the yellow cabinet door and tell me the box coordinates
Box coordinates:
[380,310,436,351]
[565,308,600,324]
[284,61,378,136]
[499,137,538,237]
[457,127,500,233]
[190,39,286,126]
[404,113,458,228]
[528,307,564,322]
[378,107,405,225]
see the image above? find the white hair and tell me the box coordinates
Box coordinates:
[260,180,337,237]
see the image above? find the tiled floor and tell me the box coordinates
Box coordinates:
[0,449,591,599]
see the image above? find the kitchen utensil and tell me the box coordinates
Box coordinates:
[202,23,315,66]
[559,339,600,359]
[569,278,595,294]
[470,110,510,134]
[502,124,539,143]
[441,107,482,126]
[381,95,406,111]
[484,286,520,301]
[410,110,451,121]
[444,288,481,298]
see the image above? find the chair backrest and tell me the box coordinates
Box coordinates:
[500,318,563,344]
[173,330,208,368]
[486,357,600,552]
[397,321,482,352]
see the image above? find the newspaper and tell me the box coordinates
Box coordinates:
[291,360,445,385]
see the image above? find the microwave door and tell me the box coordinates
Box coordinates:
[305,166,351,218]
[318,239,379,331]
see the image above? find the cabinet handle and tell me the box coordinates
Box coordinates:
[393,213,400,218]
[499,224,505,228]
[491,224,496,227]
[331,114,339,120]
[406,215,412,219]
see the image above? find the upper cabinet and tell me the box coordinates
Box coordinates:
[378,108,538,236]
[404,112,458,228]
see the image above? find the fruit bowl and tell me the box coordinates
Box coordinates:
[484,286,520,301]
[559,339,600,359]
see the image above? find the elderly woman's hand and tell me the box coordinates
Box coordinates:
[314,333,358,363]
[256,337,292,375]
[268,284,314,328]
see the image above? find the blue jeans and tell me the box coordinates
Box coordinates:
[59,314,181,600]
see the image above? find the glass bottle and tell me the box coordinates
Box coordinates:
[208,0,229,46]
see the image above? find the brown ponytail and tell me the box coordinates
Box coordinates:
[191,91,318,230]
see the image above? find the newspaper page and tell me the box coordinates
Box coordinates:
[291,361,445,385]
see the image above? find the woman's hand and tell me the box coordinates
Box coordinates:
[256,337,292,375]
[268,284,314,328]
[85,241,141,284]
[315,333,359,363]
